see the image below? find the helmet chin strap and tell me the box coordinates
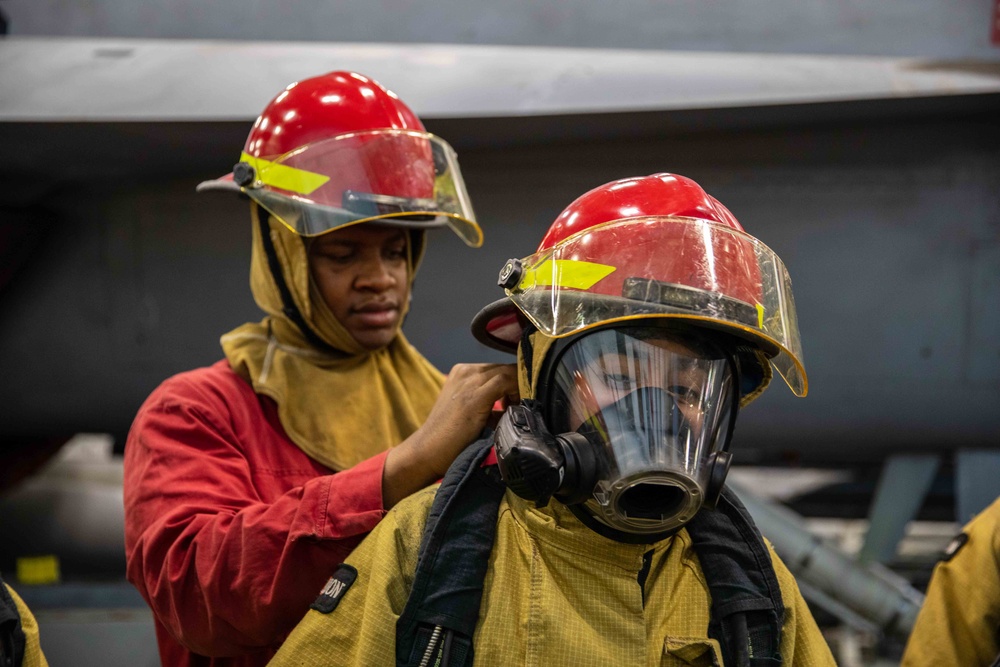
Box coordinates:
[254,206,336,354]
[702,346,743,510]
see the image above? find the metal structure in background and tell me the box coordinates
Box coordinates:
[6,0,1000,61]
[730,478,925,642]
[858,455,941,566]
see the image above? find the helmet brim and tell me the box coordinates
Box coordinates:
[471,290,786,373]
[196,173,242,194]
[196,175,479,240]
[472,294,777,405]
[470,298,524,354]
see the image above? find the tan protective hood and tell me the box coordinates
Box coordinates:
[221,205,444,471]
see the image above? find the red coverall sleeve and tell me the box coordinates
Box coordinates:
[123,377,388,657]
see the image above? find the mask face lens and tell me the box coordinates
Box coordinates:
[547,326,736,534]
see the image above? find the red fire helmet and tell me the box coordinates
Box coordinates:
[197,70,481,246]
[472,173,807,398]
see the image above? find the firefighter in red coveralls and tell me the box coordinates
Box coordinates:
[122,70,517,666]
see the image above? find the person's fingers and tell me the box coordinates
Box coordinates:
[440,364,516,402]
[416,363,521,475]
[477,363,517,388]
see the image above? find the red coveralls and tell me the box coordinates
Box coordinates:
[123,360,387,666]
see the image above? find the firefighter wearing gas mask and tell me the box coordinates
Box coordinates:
[478,171,806,543]
[268,174,835,667]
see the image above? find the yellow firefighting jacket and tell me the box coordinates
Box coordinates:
[3,584,49,667]
[901,496,1000,667]
[269,483,836,666]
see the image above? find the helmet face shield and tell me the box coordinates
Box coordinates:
[546,327,736,535]
[240,130,482,247]
[507,216,806,396]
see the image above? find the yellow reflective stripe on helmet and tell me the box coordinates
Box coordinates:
[240,152,330,195]
[756,303,765,329]
[522,259,616,290]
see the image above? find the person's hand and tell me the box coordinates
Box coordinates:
[382,363,518,508]
[418,363,519,474]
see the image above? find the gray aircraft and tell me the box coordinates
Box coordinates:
[1,33,998,664]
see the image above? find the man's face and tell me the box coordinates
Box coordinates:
[308,223,411,351]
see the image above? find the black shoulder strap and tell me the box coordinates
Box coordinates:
[686,486,785,667]
[396,437,505,667]
[0,577,26,667]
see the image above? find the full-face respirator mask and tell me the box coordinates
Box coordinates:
[495,325,741,543]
